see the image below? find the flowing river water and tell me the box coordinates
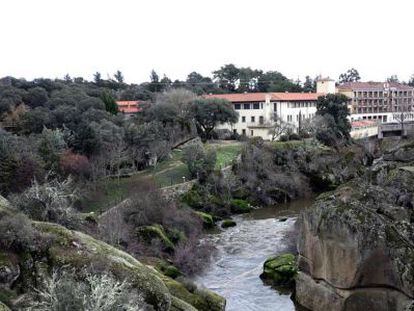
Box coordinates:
[193,200,311,311]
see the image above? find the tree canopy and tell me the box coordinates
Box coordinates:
[192,98,238,140]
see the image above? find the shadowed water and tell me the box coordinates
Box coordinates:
[194,200,311,311]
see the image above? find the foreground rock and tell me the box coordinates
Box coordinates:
[0,197,225,311]
[296,146,414,311]
[260,253,297,287]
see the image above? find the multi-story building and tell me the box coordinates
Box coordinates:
[336,82,414,123]
[206,92,321,140]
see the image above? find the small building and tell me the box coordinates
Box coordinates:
[205,92,322,140]
[350,120,378,139]
[116,100,145,117]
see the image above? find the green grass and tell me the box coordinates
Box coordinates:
[82,141,243,213]
[207,143,243,169]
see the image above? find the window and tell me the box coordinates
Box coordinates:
[251,130,254,136]
[259,116,264,124]
[234,103,241,110]
[287,115,292,122]
[251,116,255,123]
[243,103,250,109]
[253,103,260,109]
[242,129,246,135]
[233,129,237,134]
[242,116,246,123]
[273,103,277,111]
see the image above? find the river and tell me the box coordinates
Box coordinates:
[193,200,311,311]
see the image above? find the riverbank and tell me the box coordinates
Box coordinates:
[193,200,312,311]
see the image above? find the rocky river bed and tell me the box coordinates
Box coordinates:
[194,200,311,311]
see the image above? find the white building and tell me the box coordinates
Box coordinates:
[206,92,322,140]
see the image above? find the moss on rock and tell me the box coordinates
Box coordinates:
[156,272,225,311]
[221,219,236,228]
[0,301,10,311]
[195,211,214,229]
[34,222,172,310]
[136,224,175,253]
[230,199,252,214]
[260,253,297,287]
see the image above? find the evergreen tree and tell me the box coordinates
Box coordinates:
[101,91,118,115]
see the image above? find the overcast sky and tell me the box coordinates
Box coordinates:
[1,0,413,84]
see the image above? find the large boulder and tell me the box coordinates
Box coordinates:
[260,253,297,287]
[296,176,414,311]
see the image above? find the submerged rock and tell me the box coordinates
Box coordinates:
[221,219,236,228]
[260,253,297,287]
[230,199,252,214]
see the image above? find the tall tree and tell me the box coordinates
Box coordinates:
[213,64,240,92]
[387,75,399,83]
[338,68,361,84]
[93,72,102,85]
[303,76,316,92]
[257,71,302,92]
[237,67,262,92]
[409,75,414,87]
[192,98,238,140]
[114,70,124,84]
[316,94,351,144]
[101,91,118,115]
[148,70,161,92]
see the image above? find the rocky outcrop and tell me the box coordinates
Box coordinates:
[0,196,225,311]
[296,145,414,311]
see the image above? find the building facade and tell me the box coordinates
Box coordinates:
[116,100,145,117]
[206,92,321,140]
[336,82,414,123]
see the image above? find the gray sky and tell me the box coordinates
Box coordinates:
[1,0,413,84]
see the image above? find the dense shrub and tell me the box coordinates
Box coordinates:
[28,269,145,311]
[182,143,216,180]
[59,150,91,178]
[9,177,80,228]
[0,213,43,252]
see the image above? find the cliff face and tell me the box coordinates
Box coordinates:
[296,143,414,310]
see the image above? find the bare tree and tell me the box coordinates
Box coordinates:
[269,115,291,141]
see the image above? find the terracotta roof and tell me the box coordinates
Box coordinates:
[204,92,322,102]
[272,92,322,101]
[204,93,271,102]
[116,101,145,114]
[338,82,414,91]
[352,120,377,128]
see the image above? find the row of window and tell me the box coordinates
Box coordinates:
[286,113,315,122]
[234,103,263,110]
[356,106,414,114]
[241,116,265,123]
[287,102,317,108]
[354,90,413,98]
[233,129,254,136]
[354,98,413,105]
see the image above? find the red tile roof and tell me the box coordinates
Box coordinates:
[116,101,144,114]
[204,92,322,102]
[351,120,377,128]
[338,82,414,91]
